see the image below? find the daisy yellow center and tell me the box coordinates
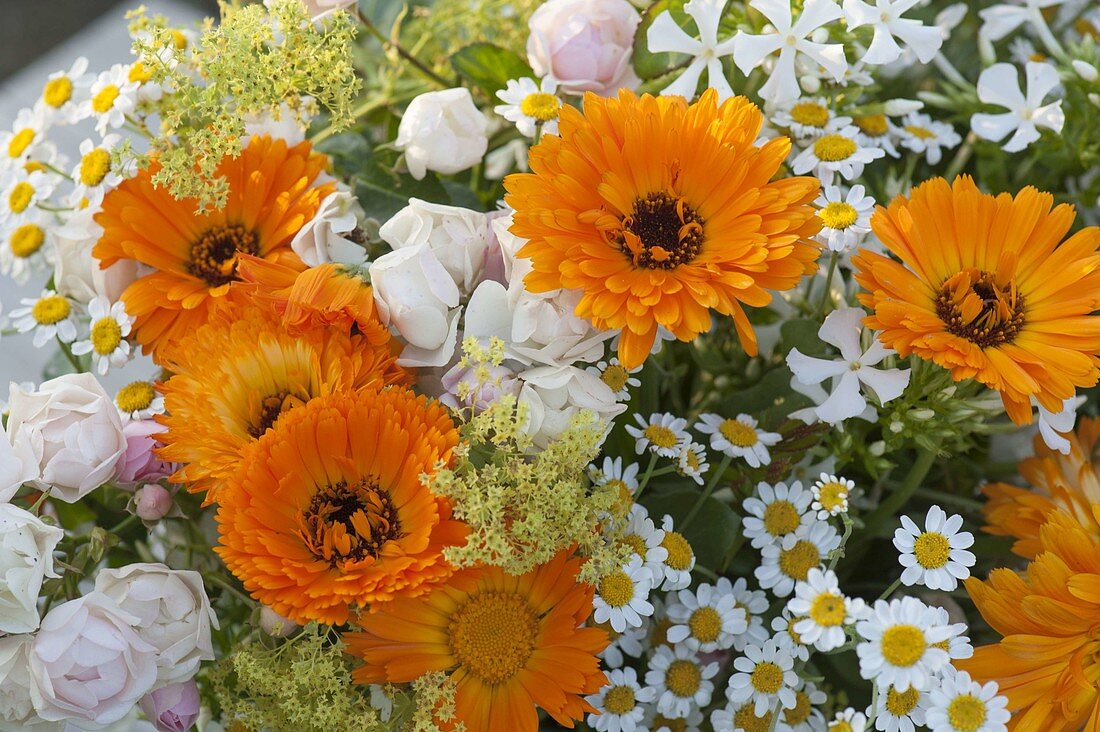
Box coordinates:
[117,381,156,413]
[819,202,859,230]
[608,479,633,508]
[936,268,1025,348]
[32,295,70,325]
[662,531,693,571]
[10,223,45,258]
[947,694,987,732]
[9,182,35,213]
[719,418,758,447]
[763,500,801,537]
[644,424,679,449]
[779,540,820,580]
[7,129,34,159]
[621,533,647,558]
[735,705,773,732]
[1028,52,1046,62]
[788,616,806,645]
[783,691,812,725]
[187,223,260,287]
[688,606,722,643]
[80,148,112,187]
[683,449,702,472]
[665,659,702,697]
[904,125,936,140]
[885,686,920,716]
[43,77,73,107]
[855,114,889,137]
[913,531,951,569]
[621,192,705,270]
[23,161,45,173]
[881,625,926,667]
[248,391,307,438]
[750,661,783,693]
[170,28,189,49]
[813,134,857,162]
[129,62,153,84]
[830,722,854,732]
[816,482,849,512]
[92,85,120,114]
[653,715,688,732]
[297,477,403,566]
[932,639,950,651]
[809,592,846,626]
[598,570,634,608]
[449,590,538,685]
[90,317,122,355]
[603,685,636,715]
[650,616,673,647]
[520,92,560,122]
[601,364,630,392]
[789,102,830,128]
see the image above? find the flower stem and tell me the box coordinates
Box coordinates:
[943,133,975,180]
[816,252,839,318]
[681,454,732,530]
[634,452,659,501]
[354,7,454,88]
[860,445,938,542]
[878,576,902,600]
[57,336,86,374]
[108,513,139,535]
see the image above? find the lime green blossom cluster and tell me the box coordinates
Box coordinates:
[405,672,461,732]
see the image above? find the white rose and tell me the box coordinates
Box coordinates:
[517,365,624,450]
[29,592,158,728]
[395,89,488,180]
[0,504,64,634]
[53,207,140,305]
[379,199,493,294]
[526,0,641,96]
[94,563,218,687]
[6,374,127,503]
[0,634,38,727]
[290,190,366,267]
[0,422,38,502]
[369,245,462,368]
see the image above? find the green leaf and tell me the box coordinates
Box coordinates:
[780,318,829,356]
[633,0,688,80]
[641,490,740,571]
[451,43,534,97]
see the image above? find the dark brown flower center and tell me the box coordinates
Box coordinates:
[298,477,402,567]
[620,192,704,269]
[936,269,1025,348]
[187,224,259,287]
[247,392,306,438]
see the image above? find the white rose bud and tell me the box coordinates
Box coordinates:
[884,98,924,115]
[291,190,367,267]
[379,199,493,294]
[94,563,219,687]
[53,206,141,305]
[5,373,127,503]
[395,88,488,180]
[1073,60,1099,83]
[0,503,64,634]
[0,635,38,727]
[259,605,298,638]
[517,365,625,450]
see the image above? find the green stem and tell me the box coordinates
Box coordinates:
[859,445,939,542]
[826,513,854,572]
[355,7,454,88]
[203,572,255,606]
[30,488,52,515]
[943,134,975,180]
[878,576,902,600]
[634,452,659,501]
[108,513,140,535]
[681,454,732,530]
[816,252,839,318]
[57,336,86,374]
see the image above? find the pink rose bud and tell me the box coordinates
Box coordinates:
[134,484,173,522]
[118,420,177,487]
[139,679,200,732]
[259,605,298,637]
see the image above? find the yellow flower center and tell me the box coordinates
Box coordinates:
[688,606,722,643]
[520,92,560,122]
[608,479,633,510]
[813,134,858,162]
[80,148,112,187]
[819,202,859,230]
[936,268,1025,348]
[32,295,71,325]
[169,28,189,50]
[735,705,774,732]
[117,381,156,413]
[601,364,631,392]
[644,424,679,449]
[913,531,951,569]
[904,124,936,140]
[783,691,812,725]
[653,715,688,732]
[855,114,888,137]
[947,694,987,732]
[90,316,122,355]
[881,625,926,667]
[788,616,806,645]
[665,659,702,697]
[816,481,849,512]
[603,684,636,715]
[885,685,920,716]
[763,500,801,537]
[43,77,73,107]
[683,448,702,473]
[449,590,537,684]
[619,192,705,270]
[9,223,45,258]
[650,616,673,648]
[621,533,647,557]
[129,62,153,84]
[719,418,758,447]
[789,102,830,128]
[7,129,34,159]
[778,540,820,581]
[8,182,35,213]
[598,570,634,608]
[297,477,403,567]
[932,639,950,651]
[1028,52,1046,62]
[750,661,784,693]
[92,85,120,114]
[830,722,854,732]
[23,161,45,174]
[662,531,693,571]
[809,592,846,626]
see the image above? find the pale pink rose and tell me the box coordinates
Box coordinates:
[527,0,642,96]
[139,679,200,732]
[133,484,174,522]
[117,420,176,487]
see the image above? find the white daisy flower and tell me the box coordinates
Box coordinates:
[871,684,926,732]
[591,456,642,504]
[757,521,841,597]
[814,184,874,253]
[115,380,165,422]
[586,666,655,732]
[929,605,974,661]
[842,0,944,65]
[618,503,669,581]
[11,289,78,347]
[713,701,779,731]
[0,107,51,171]
[588,357,641,401]
[0,169,57,224]
[855,597,951,691]
[781,680,827,731]
[925,666,1010,732]
[729,577,771,651]
[646,705,705,731]
[646,644,719,720]
[127,55,169,104]
[71,297,134,375]
[494,77,561,138]
[811,473,855,518]
[593,555,655,633]
[601,622,648,668]
[893,505,976,591]
[771,608,813,661]
[743,480,814,549]
[70,135,123,207]
[897,112,961,164]
[627,412,690,458]
[83,64,139,136]
[971,61,1064,153]
[771,97,852,140]
[658,515,696,591]
[676,441,710,485]
[788,568,865,652]
[36,57,92,123]
[648,0,739,102]
[667,578,749,652]
[791,125,885,184]
[695,413,780,468]
[727,639,799,716]
[1008,36,1047,65]
[1,212,55,285]
[852,113,901,157]
[829,707,869,732]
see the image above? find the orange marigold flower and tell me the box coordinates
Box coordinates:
[215,389,465,625]
[93,135,335,361]
[504,88,821,369]
[157,296,406,503]
[346,551,607,732]
[853,176,1100,425]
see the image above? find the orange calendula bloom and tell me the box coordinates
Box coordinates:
[215,389,465,625]
[504,88,821,369]
[346,551,607,732]
[854,176,1100,425]
[93,135,335,360]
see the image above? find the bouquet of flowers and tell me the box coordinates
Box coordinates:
[1,0,1099,729]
